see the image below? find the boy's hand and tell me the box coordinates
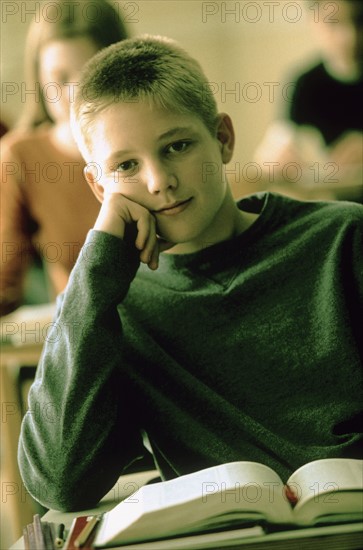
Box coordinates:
[94,193,174,270]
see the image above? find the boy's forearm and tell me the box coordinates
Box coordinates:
[18,230,143,511]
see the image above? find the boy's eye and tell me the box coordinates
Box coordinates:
[115,160,138,173]
[166,140,191,154]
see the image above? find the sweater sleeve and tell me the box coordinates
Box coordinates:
[18,230,145,511]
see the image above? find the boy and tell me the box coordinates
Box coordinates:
[18,36,362,512]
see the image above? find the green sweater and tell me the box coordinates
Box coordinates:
[18,193,363,511]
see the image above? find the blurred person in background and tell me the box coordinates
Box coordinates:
[254,0,363,202]
[0,0,129,316]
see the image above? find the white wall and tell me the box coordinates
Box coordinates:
[1,0,320,193]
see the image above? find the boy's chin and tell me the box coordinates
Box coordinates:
[157,229,194,248]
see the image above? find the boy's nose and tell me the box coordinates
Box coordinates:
[145,162,178,194]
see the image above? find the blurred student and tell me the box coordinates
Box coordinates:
[254,0,363,202]
[0,0,128,316]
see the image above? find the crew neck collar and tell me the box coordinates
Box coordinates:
[157,192,277,272]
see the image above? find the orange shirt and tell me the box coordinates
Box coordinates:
[1,126,100,315]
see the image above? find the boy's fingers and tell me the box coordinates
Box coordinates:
[139,217,157,264]
[148,243,160,270]
[100,195,174,267]
[148,238,176,270]
[135,215,151,250]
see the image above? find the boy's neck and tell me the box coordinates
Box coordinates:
[165,188,259,255]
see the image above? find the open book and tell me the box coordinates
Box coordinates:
[94,458,363,548]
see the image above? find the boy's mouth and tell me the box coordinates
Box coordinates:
[154,197,193,215]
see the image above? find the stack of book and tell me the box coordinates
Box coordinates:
[23,514,65,549]
[23,458,363,549]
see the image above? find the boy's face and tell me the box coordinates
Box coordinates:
[85,101,235,251]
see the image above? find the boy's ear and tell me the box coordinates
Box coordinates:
[216,113,235,163]
[84,164,104,203]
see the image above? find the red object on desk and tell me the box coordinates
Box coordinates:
[64,516,99,550]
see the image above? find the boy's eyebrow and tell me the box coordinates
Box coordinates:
[157,126,195,140]
[105,127,197,164]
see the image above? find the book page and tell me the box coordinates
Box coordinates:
[128,461,291,523]
[95,462,293,547]
[287,458,363,525]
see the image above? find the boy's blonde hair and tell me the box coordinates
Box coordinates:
[71,35,219,159]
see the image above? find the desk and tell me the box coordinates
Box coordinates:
[1,342,44,539]
[9,470,363,549]
[1,303,56,540]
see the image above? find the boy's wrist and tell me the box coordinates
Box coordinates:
[94,205,126,239]
[82,229,141,283]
